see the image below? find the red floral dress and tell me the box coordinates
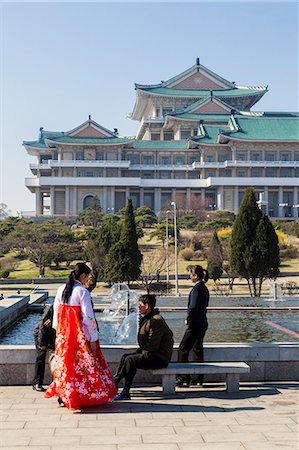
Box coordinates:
[45,304,117,410]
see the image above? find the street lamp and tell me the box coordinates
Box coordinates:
[171,201,179,296]
[165,210,170,287]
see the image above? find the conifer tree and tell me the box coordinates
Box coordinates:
[120,198,142,285]
[103,199,142,285]
[207,230,223,281]
[230,188,280,296]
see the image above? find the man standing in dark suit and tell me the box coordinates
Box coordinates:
[177,265,209,387]
[32,305,56,391]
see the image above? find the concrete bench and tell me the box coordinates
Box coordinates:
[152,362,250,395]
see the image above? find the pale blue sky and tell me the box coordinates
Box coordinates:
[0,1,298,214]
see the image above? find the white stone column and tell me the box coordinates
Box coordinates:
[35,188,42,216]
[65,186,70,216]
[233,186,239,213]
[231,145,236,161]
[217,186,224,210]
[102,187,107,212]
[125,187,130,203]
[186,188,191,210]
[73,186,77,215]
[293,187,298,218]
[140,188,144,206]
[264,186,269,215]
[50,187,55,216]
[201,188,205,204]
[154,188,161,213]
[111,187,115,211]
[278,187,283,218]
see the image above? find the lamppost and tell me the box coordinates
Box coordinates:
[165,210,170,287]
[171,201,179,296]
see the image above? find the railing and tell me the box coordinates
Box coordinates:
[193,160,298,169]
[30,160,130,169]
[129,164,194,171]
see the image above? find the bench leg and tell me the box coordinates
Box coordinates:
[162,374,176,395]
[226,373,240,393]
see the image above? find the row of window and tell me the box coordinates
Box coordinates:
[54,167,298,178]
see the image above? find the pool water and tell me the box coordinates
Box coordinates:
[1,296,298,345]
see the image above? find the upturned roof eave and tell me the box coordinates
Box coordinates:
[44,137,135,147]
[218,134,299,143]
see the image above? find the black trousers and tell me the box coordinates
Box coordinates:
[32,347,47,387]
[178,326,207,383]
[114,352,167,387]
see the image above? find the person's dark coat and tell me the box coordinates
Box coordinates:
[138,308,173,364]
[186,281,209,329]
[34,305,56,349]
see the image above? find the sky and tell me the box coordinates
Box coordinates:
[0,1,298,215]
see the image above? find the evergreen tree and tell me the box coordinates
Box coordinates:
[207,230,223,281]
[254,215,280,296]
[103,199,142,285]
[103,242,125,284]
[77,196,103,227]
[120,199,142,285]
[230,188,280,296]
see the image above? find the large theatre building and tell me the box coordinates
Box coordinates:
[24,61,299,218]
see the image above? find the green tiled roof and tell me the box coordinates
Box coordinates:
[139,87,267,98]
[226,116,299,141]
[133,140,189,150]
[23,140,47,148]
[45,136,134,145]
[190,126,225,144]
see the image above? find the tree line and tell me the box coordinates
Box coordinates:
[0,189,280,296]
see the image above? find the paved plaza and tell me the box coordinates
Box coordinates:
[0,383,298,450]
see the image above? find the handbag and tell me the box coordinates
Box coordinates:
[48,350,55,374]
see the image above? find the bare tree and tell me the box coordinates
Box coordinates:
[138,250,171,294]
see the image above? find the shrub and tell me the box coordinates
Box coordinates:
[148,282,170,295]
[0,270,10,278]
[193,250,203,260]
[180,248,195,261]
[177,215,201,230]
[280,245,298,259]
[275,229,286,245]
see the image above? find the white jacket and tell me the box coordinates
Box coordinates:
[53,281,99,342]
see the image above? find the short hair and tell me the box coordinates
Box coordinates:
[139,294,156,309]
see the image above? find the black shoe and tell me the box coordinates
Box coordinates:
[32,384,45,392]
[114,390,131,401]
[57,397,66,407]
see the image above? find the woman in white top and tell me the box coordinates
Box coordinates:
[45,263,117,411]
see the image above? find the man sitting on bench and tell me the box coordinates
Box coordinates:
[114,294,174,400]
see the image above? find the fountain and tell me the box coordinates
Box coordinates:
[99,283,140,344]
[267,281,284,302]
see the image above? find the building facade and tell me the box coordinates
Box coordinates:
[24,60,299,218]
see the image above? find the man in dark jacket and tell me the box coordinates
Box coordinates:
[32,305,56,391]
[177,265,209,387]
[114,294,174,400]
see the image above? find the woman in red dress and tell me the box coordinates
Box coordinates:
[45,263,117,411]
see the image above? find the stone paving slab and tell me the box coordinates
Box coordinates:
[0,383,298,449]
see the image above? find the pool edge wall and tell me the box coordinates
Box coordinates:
[0,343,298,385]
